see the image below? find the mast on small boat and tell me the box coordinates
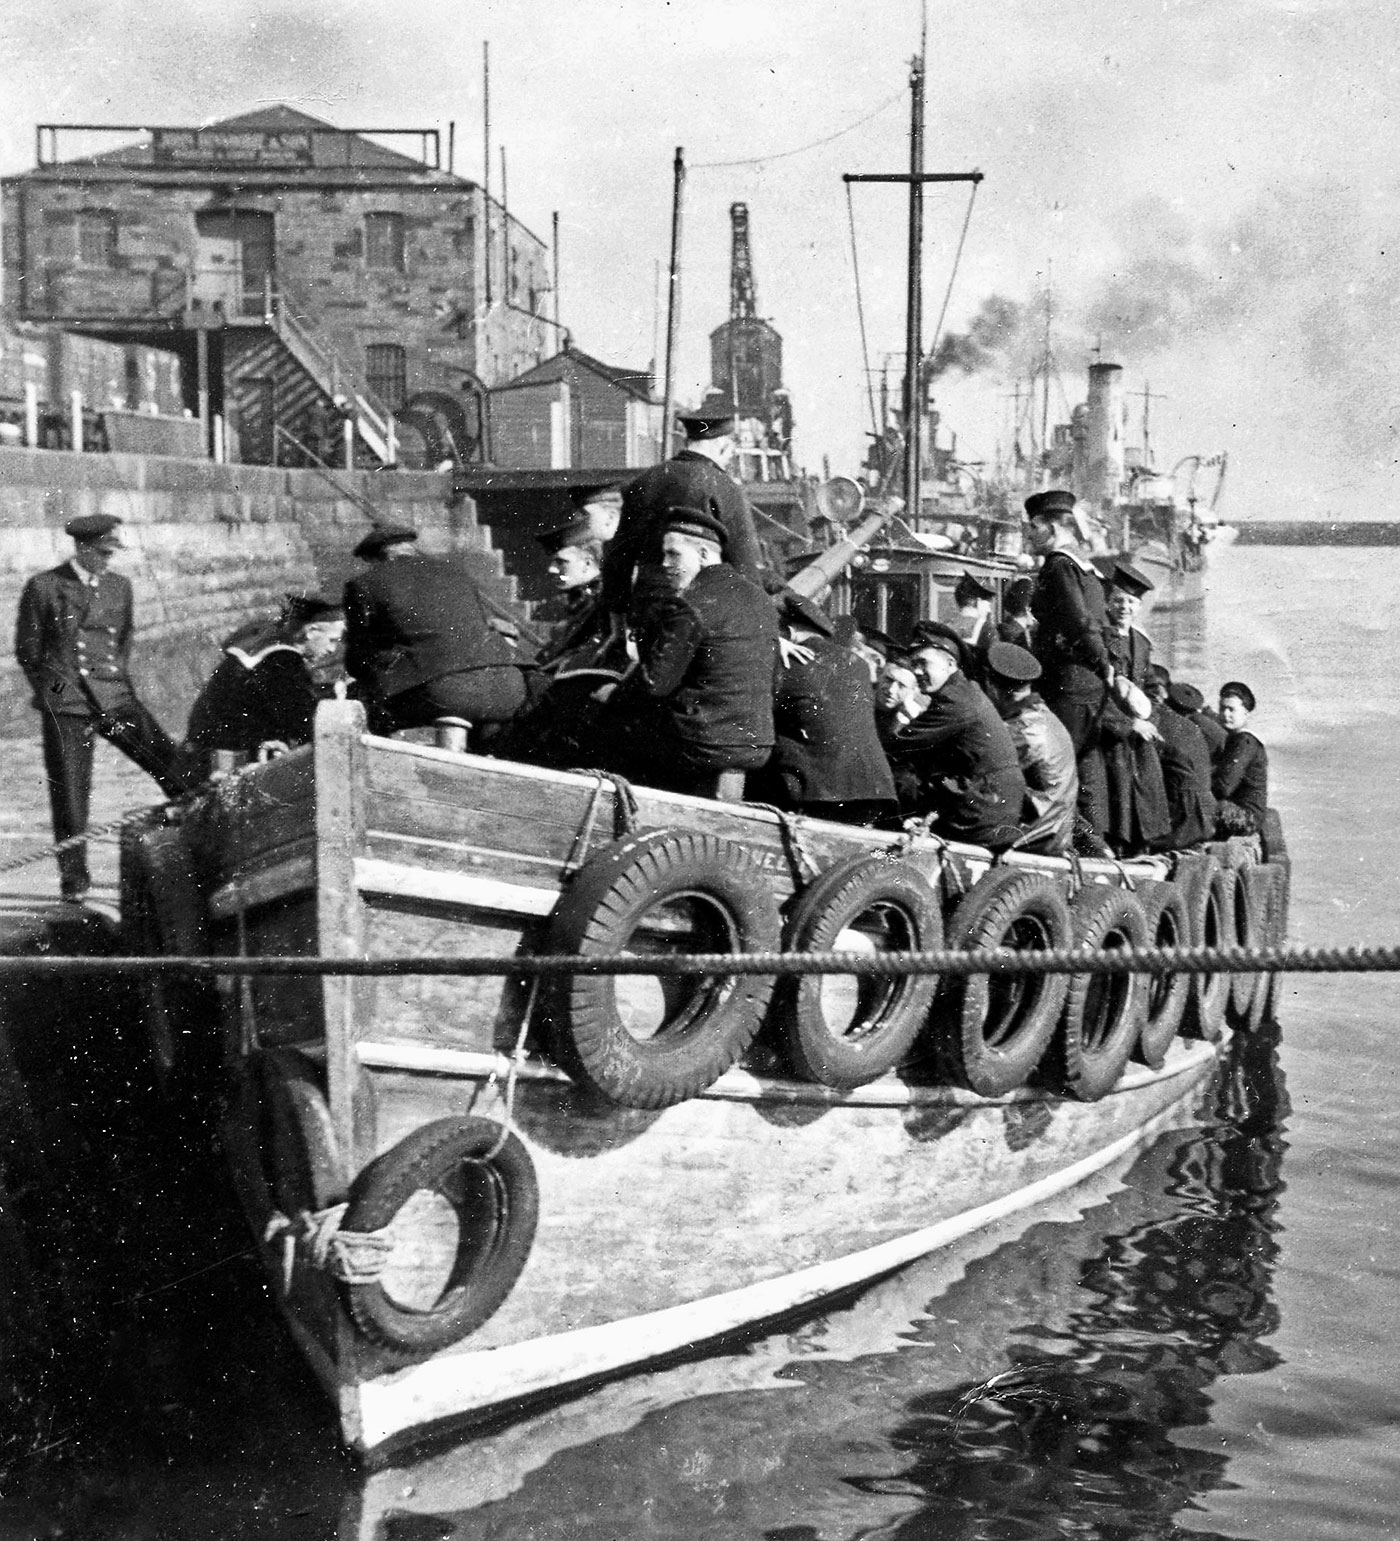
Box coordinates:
[844,50,982,529]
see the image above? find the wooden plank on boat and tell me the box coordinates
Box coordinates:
[354,858,559,917]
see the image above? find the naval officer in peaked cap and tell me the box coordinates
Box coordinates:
[14,513,195,900]
[602,410,767,626]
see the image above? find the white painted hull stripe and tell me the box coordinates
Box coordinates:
[353,1036,1215,1109]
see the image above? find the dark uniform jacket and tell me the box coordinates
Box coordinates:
[344,554,514,702]
[1100,626,1171,853]
[887,670,1028,849]
[1153,704,1216,848]
[1193,709,1228,758]
[753,637,896,810]
[602,451,764,614]
[633,564,778,772]
[15,562,138,717]
[1031,548,1111,698]
[998,692,1078,855]
[186,637,331,754]
[1213,729,1268,834]
[535,583,612,673]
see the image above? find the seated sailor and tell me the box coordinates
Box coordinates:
[533,515,612,672]
[949,570,998,684]
[873,655,928,743]
[1212,680,1268,836]
[185,594,348,767]
[601,506,777,800]
[746,587,898,826]
[886,623,1028,851]
[342,524,529,737]
[1145,666,1217,849]
[981,640,1078,856]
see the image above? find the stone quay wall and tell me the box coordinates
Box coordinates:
[0,448,514,735]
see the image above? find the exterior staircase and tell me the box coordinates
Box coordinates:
[263,292,396,465]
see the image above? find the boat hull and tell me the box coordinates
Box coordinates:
[341,1042,1219,1456]
[126,700,1287,1459]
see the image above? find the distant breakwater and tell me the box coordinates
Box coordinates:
[1235,522,1400,546]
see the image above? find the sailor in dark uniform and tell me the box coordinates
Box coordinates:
[1146,667,1217,848]
[746,587,898,826]
[343,524,529,735]
[601,412,766,625]
[1025,488,1113,837]
[533,515,611,672]
[982,641,1078,856]
[886,623,1028,850]
[949,571,997,685]
[602,507,777,799]
[14,513,194,899]
[185,594,348,768]
[996,577,1038,651]
[1099,562,1171,854]
[1212,681,1269,835]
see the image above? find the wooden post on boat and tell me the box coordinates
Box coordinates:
[314,699,370,1153]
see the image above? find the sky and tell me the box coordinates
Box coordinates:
[1,0,1396,520]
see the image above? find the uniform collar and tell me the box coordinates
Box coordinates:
[63,559,102,588]
[1051,547,1099,575]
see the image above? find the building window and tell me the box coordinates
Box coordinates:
[366,343,407,411]
[364,212,405,272]
[75,209,117,267]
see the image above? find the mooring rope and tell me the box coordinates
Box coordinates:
[1,942,1396,979]
[0,804,169,880]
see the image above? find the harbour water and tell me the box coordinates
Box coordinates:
[2,540,1398,1538]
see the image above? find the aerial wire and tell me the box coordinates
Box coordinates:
[926,178,981,369]
[690,88,905,170]
[845,179,881,445]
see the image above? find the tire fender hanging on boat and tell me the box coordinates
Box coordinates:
[778,852,942,1089]
[123,819,215,1095]
[1227,860,1265,1018]
[545,828,781,1109]
[1052,884,1150,1102]
[1132,879,1192,1069]
[339,1117,539,1356]
[931,868,1072,1098]
[1178,853,1231,1042]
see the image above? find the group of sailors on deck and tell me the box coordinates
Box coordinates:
[15,422,1267,899]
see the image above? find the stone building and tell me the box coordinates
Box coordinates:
[1,106,552,465]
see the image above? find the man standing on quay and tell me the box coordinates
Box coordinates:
[14,514,192,900]
[601,411,766,628]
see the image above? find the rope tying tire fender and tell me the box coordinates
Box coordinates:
[263,1203,396,1292]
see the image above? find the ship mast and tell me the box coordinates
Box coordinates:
[843,52,981,516]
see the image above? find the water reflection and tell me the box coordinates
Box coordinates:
[350,1022,1289,1541]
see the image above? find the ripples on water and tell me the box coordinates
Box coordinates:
[4,543,1399,1538]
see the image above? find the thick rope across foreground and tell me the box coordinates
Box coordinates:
[2,943,1397,978]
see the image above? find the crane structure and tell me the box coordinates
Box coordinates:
[700,202,793,468]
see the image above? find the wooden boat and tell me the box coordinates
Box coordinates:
[119,699,1290,1460]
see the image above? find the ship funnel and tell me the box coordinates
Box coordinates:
[1080,361,1125,508]
[814,475,866,524]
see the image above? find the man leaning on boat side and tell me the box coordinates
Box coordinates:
[1212,681,1268,837]
[1024,488,1113,840]
[14,513,198,901]
[342,525,529,738]
[600,507,777,800]
[981,641,1078,856]
[886,623,1028,851]
[601,412,766,629]
[745,586,899,826]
